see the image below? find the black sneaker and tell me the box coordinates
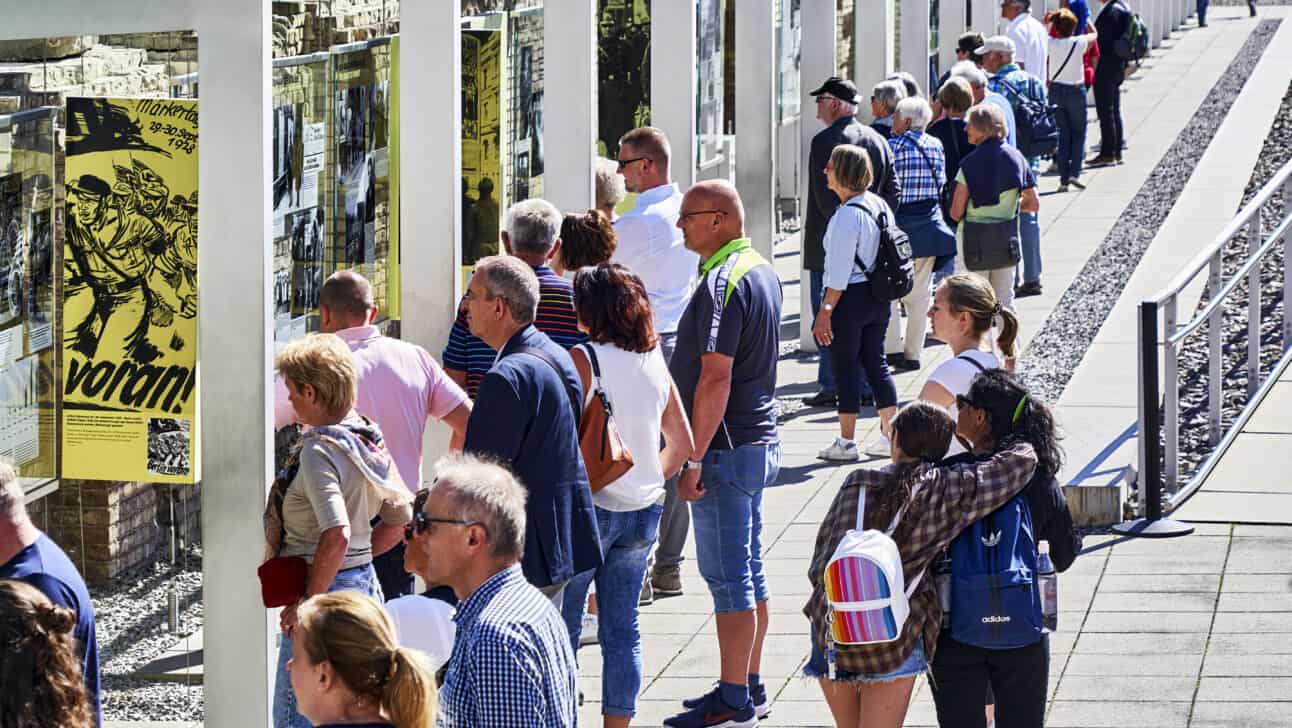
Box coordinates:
[682,683,769,719]
[1015,281,1043,298]
[890,357,921,372]
[803,390,838,408]
[668,687,757,727]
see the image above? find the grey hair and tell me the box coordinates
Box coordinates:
[950,61,990,89]
[886,71,924,100]
[474,255,540,325]
[429,454,527,562]
[894,97,934,131]
[594,157,626,211]
[505,198,562,256]
[871,80,907,115]
[0,461,24,520]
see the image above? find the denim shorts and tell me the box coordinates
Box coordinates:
[804,632,929,684]
[691,442,781,613]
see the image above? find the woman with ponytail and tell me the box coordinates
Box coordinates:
[804,401,1041,728]
[918,273,1020,456]
[929,369,1081,728]
[0,579,94,728]
[288,591,435,728]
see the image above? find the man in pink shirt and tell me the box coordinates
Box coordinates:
[274,271,470,598]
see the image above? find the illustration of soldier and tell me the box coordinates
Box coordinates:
[147,190,198,352]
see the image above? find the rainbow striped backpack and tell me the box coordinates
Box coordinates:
[824,485,924,645]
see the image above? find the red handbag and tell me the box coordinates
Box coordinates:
[257,556,308,608]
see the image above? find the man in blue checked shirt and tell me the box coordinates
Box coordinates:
[406,455,578,727]
[979,35,1048,298]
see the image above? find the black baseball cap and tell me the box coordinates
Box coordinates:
[809,77,859,105]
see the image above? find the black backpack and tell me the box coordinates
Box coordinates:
[997,77,1059,158]
[845,200,915,302]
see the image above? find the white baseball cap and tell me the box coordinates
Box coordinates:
[975,35,1017,56]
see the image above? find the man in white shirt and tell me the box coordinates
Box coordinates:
[1002,0,1048,78]
[610,126,697,598]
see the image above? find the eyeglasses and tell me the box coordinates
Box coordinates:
[955,394,981,411]
[617,156,649,170]
[815,95,836,104]
[678,209,724,222]
[403,511,477,540]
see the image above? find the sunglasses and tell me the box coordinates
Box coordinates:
[404,511,477,540]
[955,393,981,411]
[616,156,649,170]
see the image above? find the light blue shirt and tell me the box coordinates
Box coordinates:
[611,182,697,334]
[984,91,1019,149]
[822,191,888,292]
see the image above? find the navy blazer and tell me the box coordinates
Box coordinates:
[804,116,902,272]
[463,325,602,587]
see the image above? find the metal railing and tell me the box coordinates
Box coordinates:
[1134,158,1292,527]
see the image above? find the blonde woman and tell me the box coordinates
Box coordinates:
[812,144,899,461]
[269,333,413,728]
[948,104,1039,314]
[289,591,436,728]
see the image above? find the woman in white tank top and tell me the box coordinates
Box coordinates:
[920,274,1021,456]
[560,263,694,723]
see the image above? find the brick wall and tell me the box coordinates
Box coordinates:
[274,0,400,59]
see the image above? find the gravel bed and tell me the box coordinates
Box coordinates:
[1168,77,1292,485]
[1016,20,1282,402]
[95,546,205,722]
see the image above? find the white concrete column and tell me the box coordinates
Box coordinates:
[544,0,598,213]
[971,0,998,47]
[799,0,836,352]
[403,0,461,464]
[939,0,968,82]
[652,0,698,189]
[196,1,277,727]
[1163,0,1173,40]
[858,0,897,121]
[736,0,777,261]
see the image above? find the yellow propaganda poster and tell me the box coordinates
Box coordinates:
[61,97,200,483]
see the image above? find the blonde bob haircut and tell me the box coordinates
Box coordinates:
[965,103,1008,140]
[828,144,874,196]
[937,77,975,115]
[275,333,357,417]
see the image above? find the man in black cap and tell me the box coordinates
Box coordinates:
[801,77,900,408]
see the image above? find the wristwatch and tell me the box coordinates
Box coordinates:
[681,459,703,472]
[822,302,834,312]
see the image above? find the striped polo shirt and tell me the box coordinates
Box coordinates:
[442,264,585,398]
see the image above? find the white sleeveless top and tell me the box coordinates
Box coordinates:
[580,342,672,511]
[927,349,1001,457]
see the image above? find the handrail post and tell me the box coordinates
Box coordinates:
[1209,256,1224,445]
[1113,301,1193,538]
[1164,296,1180,495]
[1284,178,1292,352]
[1248,217,1262,397]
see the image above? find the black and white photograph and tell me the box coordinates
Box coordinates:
[597,0,651,157]
[0,173,21,328]
[147,416,191,476]
[272,103,302,212]
[21,178,55,327]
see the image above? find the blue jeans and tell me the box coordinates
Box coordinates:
[1050,82,1088,183]
[805,631,929,683]
[272,563,383,728]
[809,270,873,398]
[563,503,663,717]
[692,442,781,613]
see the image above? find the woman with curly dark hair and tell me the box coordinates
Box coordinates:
[0,579,94,728]
[552,210,617,276]
[804,401,1040,728]
[930,368,1081,728]
[560,262,694,727]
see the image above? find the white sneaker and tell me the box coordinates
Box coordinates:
[580,613,599,646]
[818,437,860,462]
[864,434,892,458]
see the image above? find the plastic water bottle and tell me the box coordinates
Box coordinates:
[1038,541,1058,632]
[935,551,953,627]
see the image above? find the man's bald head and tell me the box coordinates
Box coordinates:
[319,270,376,330]
[678,180,746,257]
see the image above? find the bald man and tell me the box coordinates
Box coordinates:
[274,270,471,599]
[664,180,783,726]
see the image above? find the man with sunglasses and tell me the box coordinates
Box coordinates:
[802,76,900,410]
[609,126,698,600]
[405,455,579,727]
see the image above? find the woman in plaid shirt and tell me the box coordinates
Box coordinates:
[803,400,1040,728]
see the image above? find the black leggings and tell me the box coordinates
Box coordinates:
[828,281,897,414]
[929,633,1049,728]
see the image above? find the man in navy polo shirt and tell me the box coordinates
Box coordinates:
[0,462,101,726]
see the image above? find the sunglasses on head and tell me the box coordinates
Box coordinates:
[956,393,981,411]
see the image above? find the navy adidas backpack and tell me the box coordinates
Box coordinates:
[948,492,1044,649]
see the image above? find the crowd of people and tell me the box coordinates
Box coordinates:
[0,2,1162,726]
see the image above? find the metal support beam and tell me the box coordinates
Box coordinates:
[858,0,896,122]
[545,0,598,213]
[403,0,462,464]
[197,1,276,726]
[799,0,836,353]
[736,0,777,261]
[652,0,698,190]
